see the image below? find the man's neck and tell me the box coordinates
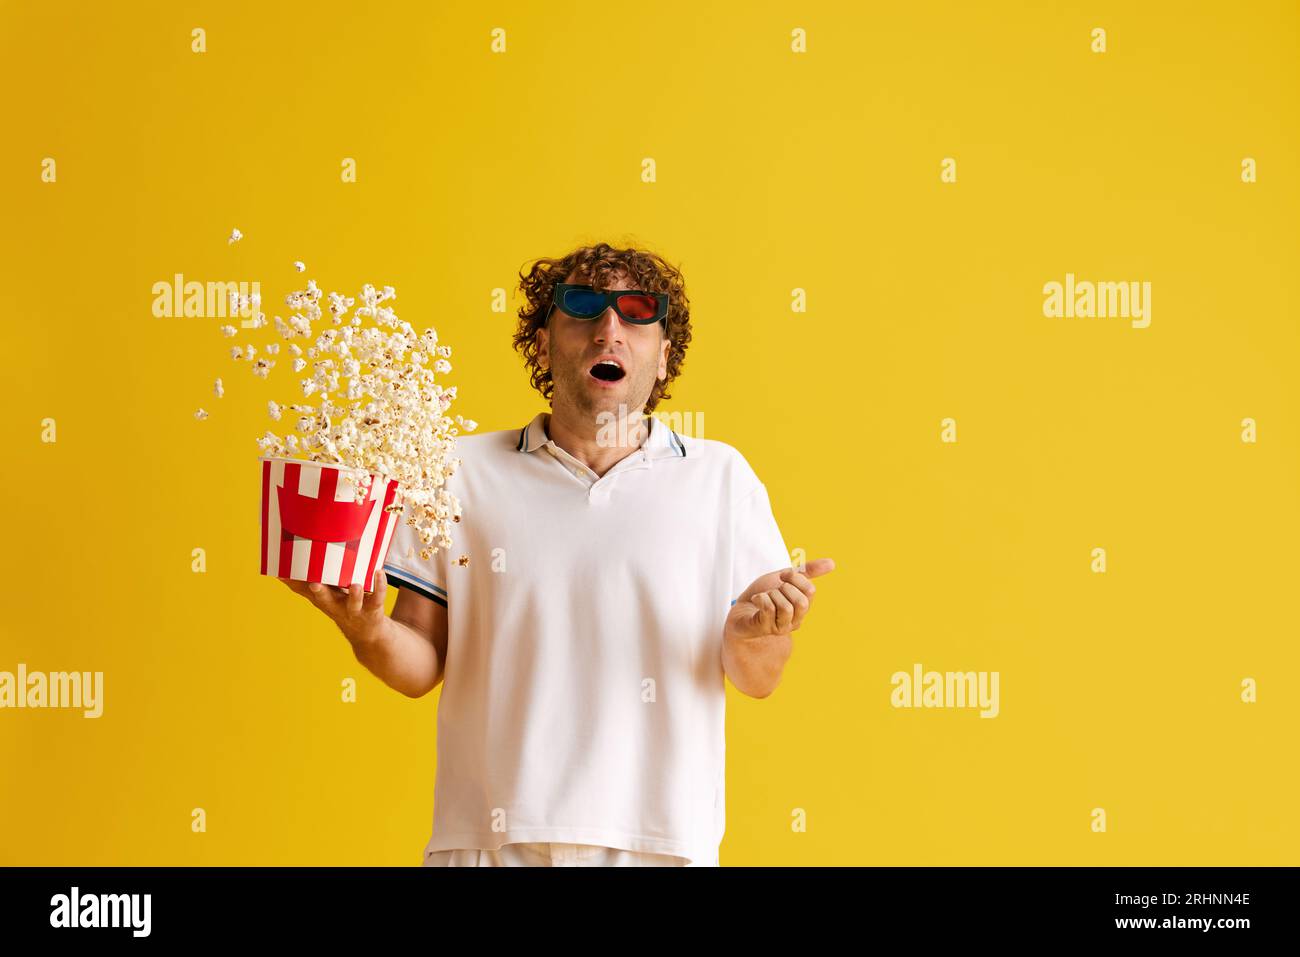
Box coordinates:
[545,405,650,478]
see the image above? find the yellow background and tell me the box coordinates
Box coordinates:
[1,0,1296,865]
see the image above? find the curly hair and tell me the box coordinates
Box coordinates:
[512,241,692,414]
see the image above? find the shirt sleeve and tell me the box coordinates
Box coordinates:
[381,516,449,608]
[730,482,791,605]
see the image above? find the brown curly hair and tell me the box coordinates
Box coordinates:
[512,241,692,414]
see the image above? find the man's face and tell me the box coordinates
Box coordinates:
[537,268,670,420]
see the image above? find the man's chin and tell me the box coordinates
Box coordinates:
[562,383,645,419]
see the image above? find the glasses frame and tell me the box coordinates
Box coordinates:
[545,283,669,326]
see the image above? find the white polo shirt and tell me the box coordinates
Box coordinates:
[382,410,791,866]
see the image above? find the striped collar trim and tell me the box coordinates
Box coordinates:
[516,411,686,459]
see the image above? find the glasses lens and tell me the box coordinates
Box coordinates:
[616,294,659,321]
[562,287,607,317]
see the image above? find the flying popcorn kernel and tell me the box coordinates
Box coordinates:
[195,408,209,420]
[293,261,306,272]
[228,228,242,244]
[214,378,224,398]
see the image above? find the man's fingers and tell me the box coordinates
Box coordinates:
[279,576,346,615]
[778,569,816,598]
[346,582,364,615]
[749,593,775,634]
[802,558,835,579]
[313,581,350,614]
[768,588,794,631]
[363,568,387,611]
[278,577,311,598]
[779,581,809,628]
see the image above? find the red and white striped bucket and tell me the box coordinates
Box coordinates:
[258,457,403,592]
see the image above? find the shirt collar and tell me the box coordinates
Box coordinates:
[516,411,686,460]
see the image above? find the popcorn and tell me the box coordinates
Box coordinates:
[228,228,242,244]
[214,378,224,398]
[293,261,306,272]
[208,275,468,559]
[195,408,209,420]
[255,430,282,451]
[266,280,465,556]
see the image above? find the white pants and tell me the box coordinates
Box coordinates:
[422,842,705,867]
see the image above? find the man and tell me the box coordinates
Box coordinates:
[280,242,834,866]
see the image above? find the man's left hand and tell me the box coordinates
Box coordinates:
[725,558,835,642]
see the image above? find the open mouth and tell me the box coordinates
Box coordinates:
[589,359,626,382]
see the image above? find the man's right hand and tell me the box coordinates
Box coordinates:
[278,567,388,646]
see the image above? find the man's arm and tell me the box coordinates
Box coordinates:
[278,569,448,699]
[356,586,448,698]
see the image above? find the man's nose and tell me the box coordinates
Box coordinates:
[592,307,624,342]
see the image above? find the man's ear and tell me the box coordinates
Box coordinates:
[537,326,549,371]
[657,334,669,380]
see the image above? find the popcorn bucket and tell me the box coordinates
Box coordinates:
[258,457,403,592]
